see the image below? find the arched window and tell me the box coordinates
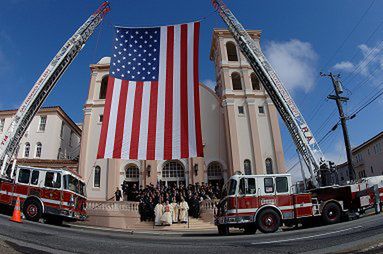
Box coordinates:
[226,41,238,61]
[251,73,260,90]
[99,75,109,99]
[35,142,42,158]
[244,159,252,175]
[231,72,242,90]
[24,143,30,158]
[94,166,101,187]
[125,165,139,180]
[266,158,273,174]
[162,160,185,178]
[207,162,223,179]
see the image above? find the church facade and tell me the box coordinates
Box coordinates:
[79,29,285,201]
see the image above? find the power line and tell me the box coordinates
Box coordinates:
[350,82,383,116]
[341,17,383,80]
[322,0,376,70]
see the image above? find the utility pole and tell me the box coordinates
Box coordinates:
[321,72,355,181]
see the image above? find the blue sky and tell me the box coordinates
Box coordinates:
[1,0,383,178]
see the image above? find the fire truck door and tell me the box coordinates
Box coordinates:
[13,168,32,205]
[28,170,42,198]
[258,177,277,206]
[41,172,62,208]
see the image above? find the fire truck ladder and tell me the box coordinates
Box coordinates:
[212,0,326,187]
[0,2,110,176]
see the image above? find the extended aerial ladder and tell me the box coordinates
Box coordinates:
[0,2,110,176]
[212,0,328,187]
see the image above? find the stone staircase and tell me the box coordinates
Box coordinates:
[84,200,217,232]
[129,218,216,232]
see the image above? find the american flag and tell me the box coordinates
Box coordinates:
[97,22,203,160]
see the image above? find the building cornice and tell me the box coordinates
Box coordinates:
[0,106,82,136]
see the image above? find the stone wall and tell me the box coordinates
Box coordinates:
[81,201,141,229]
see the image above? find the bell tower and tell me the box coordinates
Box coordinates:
[210,29,285,175]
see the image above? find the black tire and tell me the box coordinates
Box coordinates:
[322,202,341,225]
[23,199,42,222]
[217,225,230,236]
[256,209,281,233]
[243,225,257,235]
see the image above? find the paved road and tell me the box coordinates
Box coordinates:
[0,214,382,254]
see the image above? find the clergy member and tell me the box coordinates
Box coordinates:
[179,197,189,224]
[171,197,179,223]
[161,200,173,226]
[154,201,164,226]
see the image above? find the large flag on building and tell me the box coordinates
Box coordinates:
[97,22,203,160]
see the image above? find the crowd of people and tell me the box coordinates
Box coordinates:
[116,182,222,226]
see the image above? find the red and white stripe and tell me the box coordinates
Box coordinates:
[97,22,203,160]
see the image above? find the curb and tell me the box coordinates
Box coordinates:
[68,223,219,235]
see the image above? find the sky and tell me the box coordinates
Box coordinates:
[1,0,383,181]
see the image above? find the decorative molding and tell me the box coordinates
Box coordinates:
[245,98,257,106]
[83,108,92,115]
[222,98,235,107]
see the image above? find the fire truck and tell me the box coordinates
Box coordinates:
[211,0,383,235]
[215,173,382,235]
[0,2,110,223]
[0,166,87,224]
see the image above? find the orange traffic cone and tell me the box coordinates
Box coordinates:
[10,196,22,223]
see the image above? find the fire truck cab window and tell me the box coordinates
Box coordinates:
[18,168,31,184]
[276,177,288,193]
[79,182,86,196]
[31,171,39,185]
[239,178,256,195]
[64,175,79,193]
[247,178,256,194]
[264,178,274,193]
[228,179,237,195]
[239,178,246,195]
[45,172,61,189]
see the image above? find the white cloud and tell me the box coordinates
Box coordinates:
[333,42,383,85]
[202,79,215,89]
[333,61,354,72]
[264,39,318,93]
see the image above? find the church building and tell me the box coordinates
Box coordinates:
[78,29,285,201]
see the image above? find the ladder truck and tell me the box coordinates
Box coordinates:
[0,2,110,177]
[212,0,383,235]
[0,2,110,224]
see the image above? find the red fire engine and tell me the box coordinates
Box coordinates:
[215,173,383,235]
[0,3,109,225]
[0,166,87,224]
[210,0,383,235]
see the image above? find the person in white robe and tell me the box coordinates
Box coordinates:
[161,201,173,226]
[179,197,189,223]
[154,202,164,226]
[171,199,179,223]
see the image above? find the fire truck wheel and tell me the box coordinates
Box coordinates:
[322,202,341,225]
[217,225,230,236]
[23,199,42,222]
[257,209,281,233]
